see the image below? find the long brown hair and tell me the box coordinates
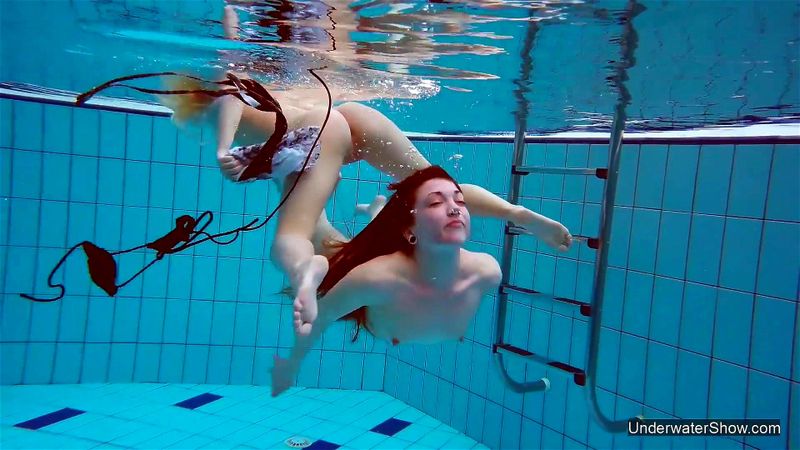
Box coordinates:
[318,165,461,342]
[156,76,218,125]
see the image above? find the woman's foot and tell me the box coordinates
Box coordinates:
[510,206,572,252]
[293,255,329,336]
[355,195,387,220]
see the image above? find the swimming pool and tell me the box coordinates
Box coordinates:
[1,1,799,449]
[1,0,797,133]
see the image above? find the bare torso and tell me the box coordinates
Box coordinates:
[363,249,491,345]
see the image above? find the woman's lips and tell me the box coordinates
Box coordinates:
[445,220,464,228]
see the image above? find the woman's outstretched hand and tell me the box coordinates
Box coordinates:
[540,219,572,252]
[510,206,572,252]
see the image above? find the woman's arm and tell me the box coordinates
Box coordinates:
[272,260,391,396]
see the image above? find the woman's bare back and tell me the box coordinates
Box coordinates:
[363,249,497,345]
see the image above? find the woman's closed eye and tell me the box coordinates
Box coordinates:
[428,200,465,207]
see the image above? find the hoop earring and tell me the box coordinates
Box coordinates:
[407,234,417,245]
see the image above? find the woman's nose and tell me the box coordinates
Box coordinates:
[446,203,463,216]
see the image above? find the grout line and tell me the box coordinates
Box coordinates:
[155,114,173,384]
[669,142,704,420]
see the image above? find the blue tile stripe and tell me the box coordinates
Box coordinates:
[306,439,341,450]
[15,407,85,430]
[370,418,411,436]
[174,392,223,409]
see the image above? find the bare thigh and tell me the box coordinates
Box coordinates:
[276,174,348,257]
[336,102,431,180]
[226,100,353,246]
[273,108,352,240]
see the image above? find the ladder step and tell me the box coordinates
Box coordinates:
[494,343,586,386]
[506,225,600,249]
[513,165,608,179]
[501,284,592,316]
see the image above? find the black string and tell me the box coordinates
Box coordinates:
[21,68,333,302]
[19,243,84,302]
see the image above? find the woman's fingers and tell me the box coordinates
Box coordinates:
[218,157,240,170]
[217,155,244,180]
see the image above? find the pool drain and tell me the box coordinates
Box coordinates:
[284,436,312,448]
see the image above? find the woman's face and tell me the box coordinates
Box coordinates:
[410,178,471,246]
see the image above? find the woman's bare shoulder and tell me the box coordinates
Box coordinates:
[357,252,409,283]
[461,250,502,288]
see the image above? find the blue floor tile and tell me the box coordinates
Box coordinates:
[307,439,341,449]
[15,407,85,430]
[174,393,223,410]
[371,417,412,436]
[2,384,479,450]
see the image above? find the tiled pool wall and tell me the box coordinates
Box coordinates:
[385,137,799,450]
[1,97,798,449]
[0,99,388,393]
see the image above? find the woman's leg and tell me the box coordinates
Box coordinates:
[213,88,354,332]
[270,108,353,335]
[314,194,387,257]
[312,209,347,257]
[212,85,356,260]
[336,102,572,250]
[337,102,518,219]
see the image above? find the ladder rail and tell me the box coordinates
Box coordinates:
[582,89,630,433]
[583,0,645,433]
[493,14,549,392]
[492,0,643,434]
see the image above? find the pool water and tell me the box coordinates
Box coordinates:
[1,1,799,450]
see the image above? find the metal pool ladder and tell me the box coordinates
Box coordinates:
[492,112,634,433]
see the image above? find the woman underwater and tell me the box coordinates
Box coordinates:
[164,5,574,396]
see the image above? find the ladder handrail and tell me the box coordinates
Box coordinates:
[584,0,645,433]
[582,85,630,434]
[492,13,550,393]
[492,0,643,434]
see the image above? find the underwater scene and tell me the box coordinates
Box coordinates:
[1,1,798,449]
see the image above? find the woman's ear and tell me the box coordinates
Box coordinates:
[404,229,417,245]
[403,226,418,240]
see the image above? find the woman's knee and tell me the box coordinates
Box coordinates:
[336,102,378,125]
[336,102,387,148]
[335,101,358,112]
[336,101,365,114]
